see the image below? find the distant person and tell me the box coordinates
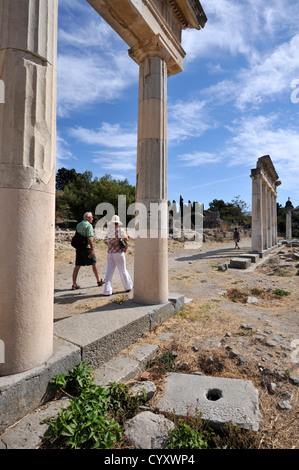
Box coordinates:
[103,215,133,296]
[233,227,240,249]
[72,212,104,290]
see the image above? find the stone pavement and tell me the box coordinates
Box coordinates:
[0,294,185,446]
[0,341,261,449]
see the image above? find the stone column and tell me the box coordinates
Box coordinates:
[267,188,272,248]
[251,175,263,253]
[286,206,292,239]
[271,192,275,246]
[262,183,268,250]
[274,198,278,245]
[0,0,58,375]
[133,56,168,305]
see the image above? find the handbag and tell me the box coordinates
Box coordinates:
[71,231,88,250]
[118,238,128,251]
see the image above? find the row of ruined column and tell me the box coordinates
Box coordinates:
[251,156,280,255]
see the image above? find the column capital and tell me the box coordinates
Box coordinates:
[250,169,262,179]
[129,34,181,76]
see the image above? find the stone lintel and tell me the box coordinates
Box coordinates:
[87,0,207,76]
[250,155,280,194]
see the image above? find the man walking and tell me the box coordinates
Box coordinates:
[72,212,104,290]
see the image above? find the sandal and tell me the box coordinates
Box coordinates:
[71,284,80,290]
[97,279,105,286]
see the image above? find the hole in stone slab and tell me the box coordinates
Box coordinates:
[206,388,223,401]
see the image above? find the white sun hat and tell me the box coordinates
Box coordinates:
[110,215,123,225]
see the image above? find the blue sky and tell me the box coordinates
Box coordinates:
[56,0,299,211]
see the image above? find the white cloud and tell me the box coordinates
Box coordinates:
[69,122,137,149]
[224,114,299,191]
[199,34,299,110]
[57,53,138,116]
[58,19,112,48]
[168,99,213,142]
[177,151,221,167]
[56,133,77,169]
[66,124,137,175]
[235,35,299,109]
[183,0,299,63]
[92,149,136,173]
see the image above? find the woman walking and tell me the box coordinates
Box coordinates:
[103,215,133,296]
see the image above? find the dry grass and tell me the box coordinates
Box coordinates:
[54,238,299,449]
[124,297,299,449]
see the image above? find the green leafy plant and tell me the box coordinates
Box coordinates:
[50,361,94,395]
[166,419,209,449]
[44,363,146,449]
[272,288,291,296]
[44,385,122,449]
[105,382,146,425]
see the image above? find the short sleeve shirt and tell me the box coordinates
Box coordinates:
[107,226,126,253]
[76,220,94,249]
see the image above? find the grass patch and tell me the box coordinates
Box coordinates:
[225,286,291,303]
[276,270,293,277]
[147,350,176,374]
[165,415,259,450]
[112,294,129,304]
[272,288,291,296]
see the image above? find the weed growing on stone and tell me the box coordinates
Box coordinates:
[43,362,146,449]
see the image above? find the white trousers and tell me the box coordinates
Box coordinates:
[104,252,133,295]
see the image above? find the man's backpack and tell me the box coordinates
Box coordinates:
[71,231,88,250]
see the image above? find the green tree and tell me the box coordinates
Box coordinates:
[56,168,79,191]
[208,196,250,226]
[55,168,135,222]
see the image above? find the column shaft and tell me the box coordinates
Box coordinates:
[267,188,272,248]
[262,184,268,250]
[0,0,58,375]
[134,56,168,304]
[286,209,292,239]
[251,176,263,253]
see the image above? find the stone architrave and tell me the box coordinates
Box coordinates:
[0,0,58,376]
[250,156,280,256]
[87,0,207,304]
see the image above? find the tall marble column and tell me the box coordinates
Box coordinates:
[271,192,275,246]
[267,188,272,249]
[286,204,292,239]
[133,56,168,305]
[251,175,263,253]
[0,0,58,375]
[262,183,268,250]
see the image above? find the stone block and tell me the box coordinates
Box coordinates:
[125,411,175,449]
[238,253,259,263]
[229,257,251,269]
[156,373,260,431]
[0,338,81,432]
[93,356,142,387]
[0,399,70,449]
[130,344,159,367]
[54,296,184,369]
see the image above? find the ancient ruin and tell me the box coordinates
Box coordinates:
[0,0,207,376]
[250,155,281,256]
